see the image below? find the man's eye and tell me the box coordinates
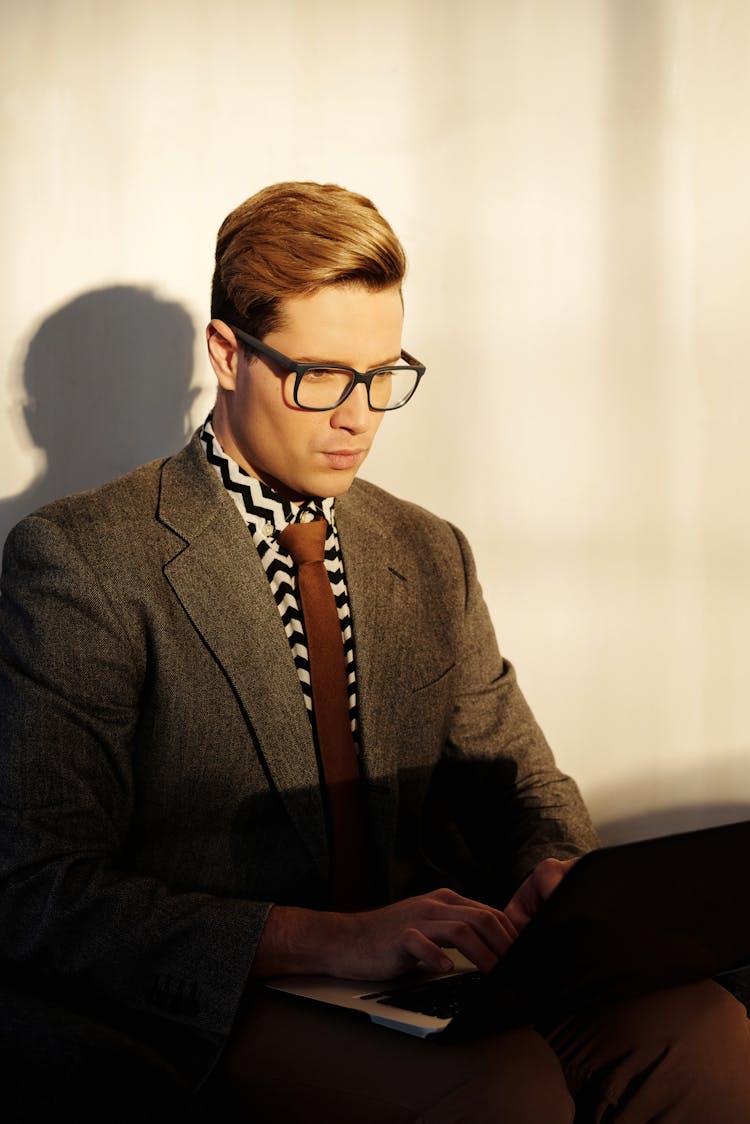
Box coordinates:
[303,368,342,381]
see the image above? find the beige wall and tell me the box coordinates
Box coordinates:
[2,0,749,838]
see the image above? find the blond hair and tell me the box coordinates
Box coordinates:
[211,182,406,340]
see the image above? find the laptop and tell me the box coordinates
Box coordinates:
[266,819,750,1041]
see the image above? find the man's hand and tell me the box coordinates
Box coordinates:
[251,888,519,982]
[502,856,577,934]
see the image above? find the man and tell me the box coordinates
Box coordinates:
[1,182,749,1122]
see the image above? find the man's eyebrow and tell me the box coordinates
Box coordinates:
[295,354,402,368]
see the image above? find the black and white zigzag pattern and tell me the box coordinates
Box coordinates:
[201,419,359,741]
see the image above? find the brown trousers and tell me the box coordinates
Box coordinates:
[219,980,750,1123]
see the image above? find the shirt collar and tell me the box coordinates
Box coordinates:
[200,416,336,542]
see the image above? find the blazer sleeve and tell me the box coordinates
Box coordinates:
[419,520,600,901]
[0,513,270,1064]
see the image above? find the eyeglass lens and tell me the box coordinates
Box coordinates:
[296,367,418,410]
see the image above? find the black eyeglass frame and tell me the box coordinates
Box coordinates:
[231,325,426,412]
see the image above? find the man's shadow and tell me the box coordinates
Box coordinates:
[1,286,201,551]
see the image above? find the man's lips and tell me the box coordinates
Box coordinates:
[321,449,365,469]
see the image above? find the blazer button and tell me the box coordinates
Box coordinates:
[145,974,200,1017]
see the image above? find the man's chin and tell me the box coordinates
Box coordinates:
[269,469,359,503]
[317,471,359,499]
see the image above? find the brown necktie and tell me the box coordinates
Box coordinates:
[278,518,371,910]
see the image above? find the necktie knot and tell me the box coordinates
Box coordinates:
[278,518,327,565]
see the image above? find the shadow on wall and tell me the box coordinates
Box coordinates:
[596,801,750,846]
[586,749,750,845]
[1,285,200,551]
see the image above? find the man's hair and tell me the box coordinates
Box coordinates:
[210,182,407,342]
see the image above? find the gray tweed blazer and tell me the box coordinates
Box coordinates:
[0,431,597,1075]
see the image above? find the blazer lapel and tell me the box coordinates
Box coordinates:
[336,484,419,866]
[156,435,329,880]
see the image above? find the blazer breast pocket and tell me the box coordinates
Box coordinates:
[412,660,457,695]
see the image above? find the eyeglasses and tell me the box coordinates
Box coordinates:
[231,326,426,412]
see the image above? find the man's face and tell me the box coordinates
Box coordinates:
[210,284,403,500]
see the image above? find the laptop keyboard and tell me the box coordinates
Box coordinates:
[362,971,484,1019]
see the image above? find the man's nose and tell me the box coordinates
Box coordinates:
[330,383,372,431]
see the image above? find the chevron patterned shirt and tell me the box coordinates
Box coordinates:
[200,417,360,744]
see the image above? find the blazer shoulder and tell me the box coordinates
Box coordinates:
[344,477,467,554]
[2,434,220,577]
[346,477,450,529]
[16,456,166,532]
[9,432,217,542]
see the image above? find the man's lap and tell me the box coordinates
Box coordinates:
[219,990,572,1124]
[218,980,750,1124]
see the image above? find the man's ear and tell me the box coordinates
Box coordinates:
[206,319,241,390]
